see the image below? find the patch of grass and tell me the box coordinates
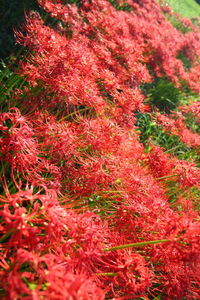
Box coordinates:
[184,112,200,134]
[164,13,193,33]
[0,61,27,113]
[176,51,192,71]
[135,113,200,163]
[141,77,182,113]
[164,0,200,18]
[108,0,133,11]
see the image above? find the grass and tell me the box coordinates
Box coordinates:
[135,112,200,164]
[164,0,200,18]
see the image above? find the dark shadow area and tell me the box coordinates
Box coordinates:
[0,0,79,62]
[0,0,40,60]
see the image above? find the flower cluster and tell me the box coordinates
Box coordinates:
[1,0,200,299]
[156,111,200,148]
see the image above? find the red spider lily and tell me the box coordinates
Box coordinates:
[1,0,200,298]
[1,249,105,300]
[180,101,200,123]
[0,109,61,190]
[156,112,200,148]
[174,160,200,188]
[95,250,152,298]
[147,145,175,178]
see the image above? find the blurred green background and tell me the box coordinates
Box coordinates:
[165,0,200,18]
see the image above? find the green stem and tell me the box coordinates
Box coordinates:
[0,229,14,243]
[58,107,93,123]
[100,190,124,194]
[165,145,182,153]
[157,174,179,180]
[95,272,118,277]
[103,239,170,252]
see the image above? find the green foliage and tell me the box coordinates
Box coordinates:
[166,15,193,33]
[141,77,182,113]
[135,112,199,163]
[0,61,27,113]
[176,50,192,71]
[164,0,200,18]
[184,112,200,134]
[161,5,194,33]
[189,187,200,210]
[63,0,82,4]
[108,0,133,11]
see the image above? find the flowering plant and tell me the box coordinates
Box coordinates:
[1,0,200,299]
